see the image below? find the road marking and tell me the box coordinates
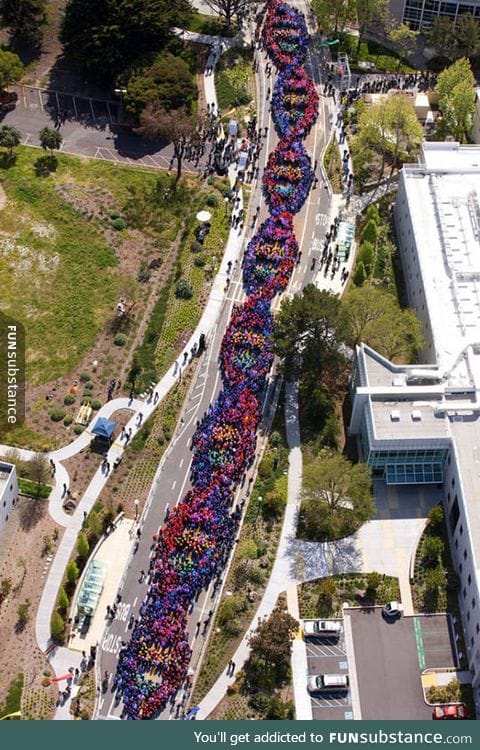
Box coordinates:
[179,458,184,469]
[101,632,123,655]
[413,616,426,669]
[172,480,177,491]
[38,89,43,110]
[132,597,137,607]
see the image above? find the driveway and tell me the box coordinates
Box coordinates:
[346,607,457,720]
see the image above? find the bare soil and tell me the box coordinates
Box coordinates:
[0,497,60,718]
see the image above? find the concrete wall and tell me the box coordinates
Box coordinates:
[0,462,18,535]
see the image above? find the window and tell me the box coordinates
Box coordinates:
[452,477,455,487]
[449,498,460,533]
[468,574,472,585]
[459,563,463,573]
[473,598,476,609]
[467,612,471,622]
[460,524,464,535]
[463,587,467,598]
[464,549,468,560]
[476,623,479,634]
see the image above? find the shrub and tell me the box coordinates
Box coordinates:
[361,218,379,245]
[50,408,66,422]
[236,90,251,106]
[190,240,202,253]
[428,504,444,531]
[110,210,121,220]
[66,561,79,584]
[206,193,218,207]
[111,217,126,231]
[51,611,65,639]
[84,381,94,391]
[269,430,282,447]
[422,536,444,567]
[353,261,367,287]
[175,279,194,299]
[114,333,127,346]
[357,241,375,276]
[77,532,89,560]
[64,393,75,405]
[138,263,151,283]
[194,253,207,267]
[91,399,102,410]
[57,586,69,614]
[74,425,84,435]
[63,415,73,426]
[249,692,270,713]
[80,372,91,382]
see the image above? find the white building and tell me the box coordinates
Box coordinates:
[350,142,480,694]
[0,461,18,534]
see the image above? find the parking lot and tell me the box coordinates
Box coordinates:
[12,84,120,125]
[304,626,353,720]
[347,607,457,720]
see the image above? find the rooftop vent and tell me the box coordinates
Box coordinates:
[411,410,422,421]
[392,375,406,387]
[390,410,400,421]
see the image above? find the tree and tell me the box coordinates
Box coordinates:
[422,536,444,567]
[0,49,23,89]
[428,504,444,532]
[342,285,423,362]
[389,23,417,67]
[0,0,46,45]
[202,0,255,32]
[39,126,63,156]
[311,0,355,35]
[356,0,389,51]
[352,260,367,287]
[361,219,378,246]
[137,104,203,186]
[125,52,197,118]
[456,14,480,59]
[357,241,375,277]
[28,451,49,497]
[60,0,193,81]
[76,532,89,560]
[273,284,348,386]
[426,16,458,59]
[436,58,476,143]
[57,586,69,614]
[0,124,20,156]
[300,450,374,541]
[50,610,65,639]
[246,606,298,690]
[365,571,383,598]
[66,560,79,584]
[424,567,445,595]
[355,93,422,183]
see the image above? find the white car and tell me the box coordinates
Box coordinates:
[303,619,342,638]
[382,601,403,618]
[307,674,349,694]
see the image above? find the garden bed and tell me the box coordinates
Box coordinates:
[298,572,400,619]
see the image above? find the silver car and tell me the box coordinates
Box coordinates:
[303,619,342,638]
[307,674,349,694]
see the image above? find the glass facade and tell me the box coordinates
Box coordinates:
[366,448,448,484]
[403,0,480,29]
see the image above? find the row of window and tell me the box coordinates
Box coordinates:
[403,0,480,29]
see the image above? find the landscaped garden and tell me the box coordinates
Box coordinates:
[298,572,400,619]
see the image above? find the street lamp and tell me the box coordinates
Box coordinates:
[114,88,127,124]
[134,499,139,521]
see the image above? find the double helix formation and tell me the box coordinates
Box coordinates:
[115,1,318,719]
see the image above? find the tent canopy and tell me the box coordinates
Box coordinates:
[92,417,116,439]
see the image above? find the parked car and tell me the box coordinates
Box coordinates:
[303,619,342,638]
[433,704,469,720]
[382,601,403,619]
[307,674,349,694]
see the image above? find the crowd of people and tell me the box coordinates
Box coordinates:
[115,0,318,719]
[262,0,308,70]
[242,212,299,298]
[263,137,314,215]
[272,63,319,139]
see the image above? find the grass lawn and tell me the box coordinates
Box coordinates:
[0,147,193,386]
[0,673,23,718]
[215,48,255,115]
[185,12,230,37]
[17,477,52,499]
[338,35,415,74]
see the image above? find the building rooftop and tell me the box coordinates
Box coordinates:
[0,462,13,496]
[402,143,480,390]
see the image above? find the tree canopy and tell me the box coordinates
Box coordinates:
[342,285,423,362]
[60,0,193,81]
[435,58,476,143]
[125,52,196,117]
[0,0,46,44]
[273,284,348,387]
[203,0,255,31]
[246,606,298,691]
[0,49,23,89]
[311,0,355,35]
[299,449,374,541]
[427,14,480,60]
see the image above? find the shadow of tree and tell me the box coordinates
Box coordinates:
[17,496,47,531]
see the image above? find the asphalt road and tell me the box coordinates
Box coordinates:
[94,8,335,720]
[348,608,456,720]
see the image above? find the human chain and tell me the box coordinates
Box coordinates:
[114,0,318,719]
